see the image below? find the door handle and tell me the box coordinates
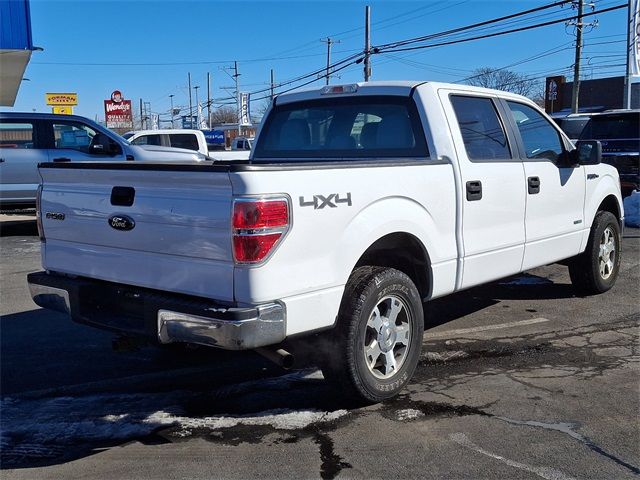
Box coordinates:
[528,176,540,194]
[466,180,482,201]
[52,157,71,162]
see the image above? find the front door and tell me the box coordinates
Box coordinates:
[45,120,125,162]
[504,101,586,270]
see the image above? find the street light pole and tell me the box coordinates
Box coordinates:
[194,86,200,129]
[169,94,175,129]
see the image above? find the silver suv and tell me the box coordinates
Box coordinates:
[0,112,207,210]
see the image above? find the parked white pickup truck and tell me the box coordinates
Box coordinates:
[28,81,623,402]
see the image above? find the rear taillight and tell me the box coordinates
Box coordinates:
[232,197,290,264]
[36,184,45,241]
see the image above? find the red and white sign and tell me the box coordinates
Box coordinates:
[104,90,133,129]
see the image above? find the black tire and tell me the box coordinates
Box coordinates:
[568,211,621,295]
[320,266,424,404]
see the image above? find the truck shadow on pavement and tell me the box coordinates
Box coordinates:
[0,219,38,237]
[1,272,580,470]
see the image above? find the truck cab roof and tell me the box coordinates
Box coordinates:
[274,80,532,105]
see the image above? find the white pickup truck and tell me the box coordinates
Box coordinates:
[28,81,623,402]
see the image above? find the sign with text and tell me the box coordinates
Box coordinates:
[631,0,640,77]
[46,93,78,106]
[544,76,565,113]
[239,92,251,126]
[104,90,133,129]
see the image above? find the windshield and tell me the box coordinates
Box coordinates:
[580,112,640,140]
[253,95,428,161]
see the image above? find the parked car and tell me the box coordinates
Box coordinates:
[129,129,251,161]
[231,136,254,151]
[578,109,639,197]
[129,129,208,156]
[28,81,622,403]
[552,113,592,144]
[0,113,208,210]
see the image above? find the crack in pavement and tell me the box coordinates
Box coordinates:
[450,432,577,480]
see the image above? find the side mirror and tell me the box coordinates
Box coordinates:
[90,133,122,156]
[575,140,602,165]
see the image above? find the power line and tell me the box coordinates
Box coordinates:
[373,4,626,55]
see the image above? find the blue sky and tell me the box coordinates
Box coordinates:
[4,0,628,120]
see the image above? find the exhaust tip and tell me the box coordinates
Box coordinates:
[256,347,295,370]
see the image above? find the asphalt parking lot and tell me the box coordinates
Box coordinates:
[1,215,638,479]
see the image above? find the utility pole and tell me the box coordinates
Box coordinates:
[570,0,584,114]
[270,69,275,100]
[321,37,340,85]
[364,6,372,81]
[207,72,212,128]
[139,98,144,129]
[194,85,200,128]
[169,94,175,129]
[234,61,241,135]
[188,72,193,126]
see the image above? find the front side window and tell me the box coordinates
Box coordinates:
[450,95,511,161]
[131,134,162,146]
[53,122,97,153]
[253,96,428,161]
[507,101,564,161]
[0,122,35,149]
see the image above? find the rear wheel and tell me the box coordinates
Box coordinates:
[569,211,621,295]
[321,266,424,403]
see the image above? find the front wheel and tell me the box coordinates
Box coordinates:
[320,266,424,404]
[568,211,621,295]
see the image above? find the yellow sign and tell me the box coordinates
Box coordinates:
[52,106,74,115]
[46,93,78,106]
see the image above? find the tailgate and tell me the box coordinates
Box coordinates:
[38,163,235,301]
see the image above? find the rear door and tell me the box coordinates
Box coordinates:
[0,118,48,204]
[444,92,526,288]
[503,101,585,269]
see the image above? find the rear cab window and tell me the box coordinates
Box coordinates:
[580,112,640,141]
[253,95,428,161]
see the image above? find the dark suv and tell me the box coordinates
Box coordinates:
[579,110,639,197]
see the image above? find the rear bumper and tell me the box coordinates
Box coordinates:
[27,271,286,350]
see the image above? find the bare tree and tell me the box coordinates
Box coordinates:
[466,67,538,97]
[209,106,238,125]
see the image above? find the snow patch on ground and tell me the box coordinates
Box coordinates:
[396,409,425,421]
[0,371,347,465]
[146,408,348,433]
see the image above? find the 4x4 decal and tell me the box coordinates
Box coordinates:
[299,193,352,209]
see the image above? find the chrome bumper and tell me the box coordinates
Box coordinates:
[157,303,286,350]
[29,282,71,315]
[27,272,286,350]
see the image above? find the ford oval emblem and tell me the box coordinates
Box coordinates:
[108,214,135,231]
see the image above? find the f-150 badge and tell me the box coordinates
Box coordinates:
[299,193,352,209]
